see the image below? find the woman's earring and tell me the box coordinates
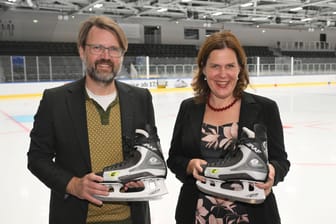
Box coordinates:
[204,75,207,80]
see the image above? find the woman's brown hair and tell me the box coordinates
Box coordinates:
[191,31,249,103]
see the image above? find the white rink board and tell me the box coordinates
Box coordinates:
[1,74,336,95]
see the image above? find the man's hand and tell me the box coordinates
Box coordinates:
[66,172,109,206]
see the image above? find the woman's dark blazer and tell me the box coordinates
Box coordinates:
[27,78,154,224]
[167,91,290,224]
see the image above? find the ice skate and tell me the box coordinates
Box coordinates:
[196,124,269,204]
[95,125,168,201]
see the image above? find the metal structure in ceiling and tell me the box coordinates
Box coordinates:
[1,0,336,30]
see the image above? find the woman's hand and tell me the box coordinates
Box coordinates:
[187,158,207,182]
[124,181,145,191]
[256,163,275,196]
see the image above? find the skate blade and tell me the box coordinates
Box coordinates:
[95,178,168,202]
[196,179,265,204]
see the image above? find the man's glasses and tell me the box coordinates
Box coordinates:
[85,44,124,58]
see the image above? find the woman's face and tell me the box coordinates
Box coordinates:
[203,48,240,99]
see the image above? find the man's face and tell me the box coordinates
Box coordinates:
[79,26,123,84]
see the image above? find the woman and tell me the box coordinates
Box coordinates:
[167,31,290,224]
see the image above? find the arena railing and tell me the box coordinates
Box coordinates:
[0,55,335,83]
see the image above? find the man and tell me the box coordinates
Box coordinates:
[27,16,155,224]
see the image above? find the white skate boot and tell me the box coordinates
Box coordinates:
[95,125,168,201]
[196,124,269,204]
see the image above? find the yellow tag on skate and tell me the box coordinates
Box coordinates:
[110,171,119,177]
[210,169,218,174]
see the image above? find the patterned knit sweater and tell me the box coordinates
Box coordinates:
[86,97,131,223]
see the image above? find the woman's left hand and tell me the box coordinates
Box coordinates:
[255,163,275,196]
[124,181,145,191]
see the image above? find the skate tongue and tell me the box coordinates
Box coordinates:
[135,128,149,138]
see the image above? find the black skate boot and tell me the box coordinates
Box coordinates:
[95,124,168,201]
[196,124,269,204]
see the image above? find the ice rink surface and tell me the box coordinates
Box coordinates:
[1,83,336,224]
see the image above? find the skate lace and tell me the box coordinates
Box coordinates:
[217,149,238,165]
[135,134,164,159]
[208,140,239,166]
[237,136,267,158]
[135,135,159,146]
[103,150,141,171]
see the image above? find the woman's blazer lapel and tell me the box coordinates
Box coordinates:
[239,92,262,135]
[187,100,205,157]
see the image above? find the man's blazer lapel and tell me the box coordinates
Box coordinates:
[66,79,91,169]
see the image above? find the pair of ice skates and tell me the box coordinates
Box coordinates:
[196,124,269,204]
[95,125,168,202]
[95,123,268,204]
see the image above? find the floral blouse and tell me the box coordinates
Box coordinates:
[195,123,249,224]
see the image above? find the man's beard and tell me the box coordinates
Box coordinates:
[85,59,120,84]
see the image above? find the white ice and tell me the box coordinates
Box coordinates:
[1,84,336,224]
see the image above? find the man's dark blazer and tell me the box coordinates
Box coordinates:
[28,78,154,224]
[167,91,290,224]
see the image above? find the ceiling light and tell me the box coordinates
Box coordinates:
[290,7,303,11]
[301,17,312,22]
[241,2,253,7]
[251,17,269,21]
[181,0,192,2]
[157,8,168,12]
[93,3,103,8]
[212,12,223,16]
